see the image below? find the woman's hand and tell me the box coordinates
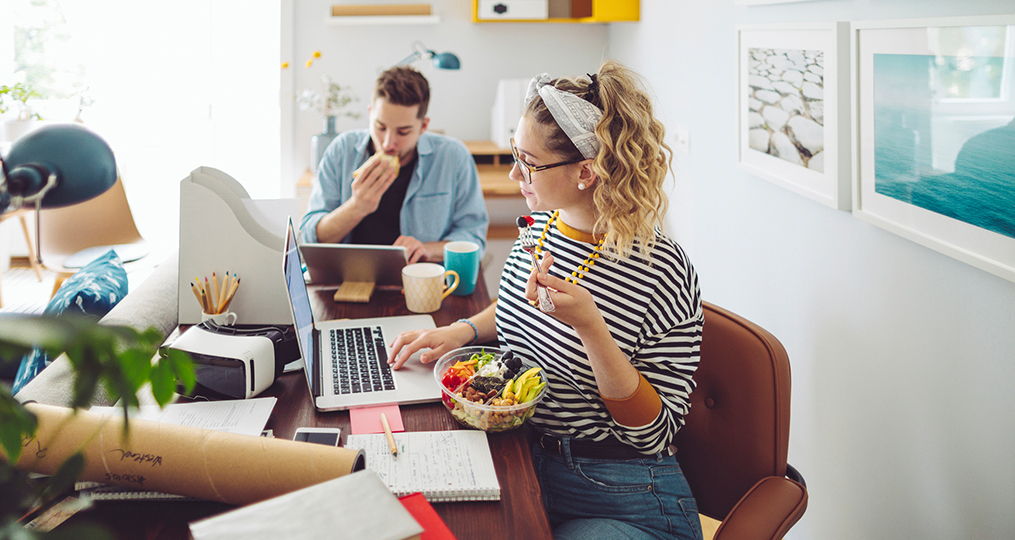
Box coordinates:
[526,252,604,332]
[388,323,475,370]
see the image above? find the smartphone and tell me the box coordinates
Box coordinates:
[292,427,341,446]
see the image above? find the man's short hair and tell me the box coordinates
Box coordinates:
[374,66,430,119]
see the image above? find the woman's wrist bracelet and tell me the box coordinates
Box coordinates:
[456,318,479,345]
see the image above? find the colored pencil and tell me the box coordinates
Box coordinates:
[221,277,241,312]
[211,272,221,313]
[204,277,214,313]
[191,281,206,312]
[217,271,230,313]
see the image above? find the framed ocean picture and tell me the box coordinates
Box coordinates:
[852,16,1015,282]
[737,22,851,210]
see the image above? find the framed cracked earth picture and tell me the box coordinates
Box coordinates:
[853,15,1015,283]
[737,22,851,210]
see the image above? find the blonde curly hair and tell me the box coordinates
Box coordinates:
[524,59,672,260]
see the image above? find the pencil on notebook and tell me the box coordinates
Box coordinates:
[380,413,398,456]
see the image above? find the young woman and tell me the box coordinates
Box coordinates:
[390,60,704,540]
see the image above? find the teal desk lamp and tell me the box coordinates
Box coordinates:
[395,41,461,70]
[0,123,117,216]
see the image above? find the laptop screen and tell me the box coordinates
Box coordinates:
[284,219,316,391]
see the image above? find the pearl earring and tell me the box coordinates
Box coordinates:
[578,182,586,190]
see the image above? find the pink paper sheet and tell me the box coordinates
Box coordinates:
[349,404,404,434]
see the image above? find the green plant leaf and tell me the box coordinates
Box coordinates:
[0,395,37,466]
[36,523,112,540]
[148,361,175,407]
[0,463,40,527]
[0,316,193,538]
[165,349,196,394]
[0,316,74,352]
[119,348,152,391]
[69,364,99,411]
[40,453,84,502]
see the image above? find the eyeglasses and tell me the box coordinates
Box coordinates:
[510,138,584,185]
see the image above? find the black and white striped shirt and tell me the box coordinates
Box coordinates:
[496,211,703,454]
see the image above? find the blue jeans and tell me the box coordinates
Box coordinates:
[531,437,704,540]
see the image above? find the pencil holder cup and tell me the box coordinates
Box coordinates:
[402,263,458,313]
[201,311,237,326]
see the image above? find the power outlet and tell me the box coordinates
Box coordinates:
[673,127,690,155]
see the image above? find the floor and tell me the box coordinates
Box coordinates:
[0,259,56,314]
[0,257,159,314]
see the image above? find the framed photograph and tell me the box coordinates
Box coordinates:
[737,22,851,210]
[852,16,1015,282]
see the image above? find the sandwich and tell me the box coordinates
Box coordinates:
[353,152,400,179]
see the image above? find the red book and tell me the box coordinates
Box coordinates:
[398,493,457,540]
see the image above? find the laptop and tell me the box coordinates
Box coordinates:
[300,243,407,286]
[283,218,441,411]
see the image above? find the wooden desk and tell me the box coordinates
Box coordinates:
[63,278,553,540]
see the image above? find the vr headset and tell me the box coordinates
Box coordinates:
[163,322,299,399]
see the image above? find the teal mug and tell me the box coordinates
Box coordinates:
[444,241,481,296]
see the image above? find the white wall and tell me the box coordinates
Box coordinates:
[608,1,1015,539]
[283,0,610,187]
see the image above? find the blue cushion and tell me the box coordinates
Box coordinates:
[11,250,128,395]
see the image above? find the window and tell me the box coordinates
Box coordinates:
[2,0,281,249]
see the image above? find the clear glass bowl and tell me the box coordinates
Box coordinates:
[433,346,546,432]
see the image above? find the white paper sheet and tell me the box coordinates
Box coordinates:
[89,397,276,437]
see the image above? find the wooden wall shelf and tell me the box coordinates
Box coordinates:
[328,3,439,25]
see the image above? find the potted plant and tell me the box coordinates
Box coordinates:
[282,51,361,174]
[0,315,194,539]
[0,83,43,142]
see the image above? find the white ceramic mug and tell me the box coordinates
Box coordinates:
[402,263,459,313]
[201,311,237,326]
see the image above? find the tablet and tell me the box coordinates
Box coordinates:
[299,243,408,286]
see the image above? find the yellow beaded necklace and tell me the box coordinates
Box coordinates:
[535,210,605,285]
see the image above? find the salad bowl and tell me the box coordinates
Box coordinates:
[434,347,546,432]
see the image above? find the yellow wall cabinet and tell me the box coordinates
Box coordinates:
[473,0,639,23]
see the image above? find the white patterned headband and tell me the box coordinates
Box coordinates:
[525,73,604,160]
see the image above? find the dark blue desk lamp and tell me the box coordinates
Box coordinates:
[395,41,461,70]
[0,123,117,216]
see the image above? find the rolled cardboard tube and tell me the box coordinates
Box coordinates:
[6,403,366,506]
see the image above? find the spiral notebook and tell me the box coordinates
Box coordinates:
[344,430,500,502]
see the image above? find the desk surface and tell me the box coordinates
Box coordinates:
[63,278,553,540]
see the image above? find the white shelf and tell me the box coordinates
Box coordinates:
[325,15,441,26]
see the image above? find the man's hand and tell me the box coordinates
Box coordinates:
[395,235,431,263]
[348,154,399,217]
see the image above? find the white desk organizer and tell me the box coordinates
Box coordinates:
[178,167,299,325]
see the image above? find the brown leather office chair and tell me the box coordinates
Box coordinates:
[37,176,150,295]
[675,301,808,540]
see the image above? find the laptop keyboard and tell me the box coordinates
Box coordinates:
[329,326,396,395]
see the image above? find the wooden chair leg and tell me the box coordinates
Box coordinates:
[17,214,44,282]
[50,274,70,298]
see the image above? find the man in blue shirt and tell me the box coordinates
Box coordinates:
[300,66,488,263]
